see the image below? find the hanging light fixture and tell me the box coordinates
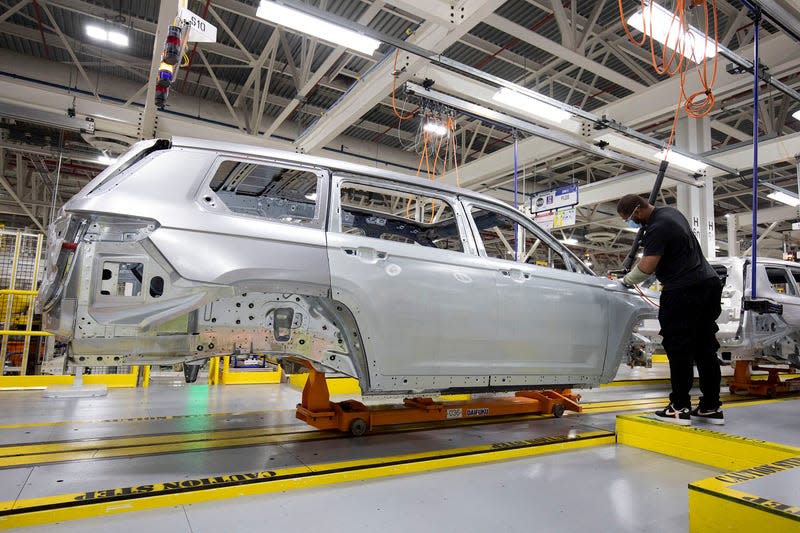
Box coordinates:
[627,1,717,63]
[85,25,129,47]
[256,1,380,56]
[422,118,448,136]
[492,88,572,124]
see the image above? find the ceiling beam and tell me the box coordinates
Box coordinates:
[484,13,646,93]
[294,0,505,153]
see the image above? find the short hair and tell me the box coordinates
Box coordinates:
[617,194,648,217]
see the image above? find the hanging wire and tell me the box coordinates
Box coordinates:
[618,0,720,154]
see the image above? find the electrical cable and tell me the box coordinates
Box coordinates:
[618,0,720,155]
[391,50,415,121]
[634,284,661,307]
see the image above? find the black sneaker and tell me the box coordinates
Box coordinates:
[691,406,725,425]
[654,404,691,426]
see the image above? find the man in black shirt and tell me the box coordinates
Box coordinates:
[617,194,724,425]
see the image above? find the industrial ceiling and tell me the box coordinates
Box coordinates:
[1,0,800,271]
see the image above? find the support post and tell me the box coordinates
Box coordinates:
[727,214,739,257]
[675,116,715,258]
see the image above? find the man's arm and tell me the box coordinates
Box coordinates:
[638,255,661,274]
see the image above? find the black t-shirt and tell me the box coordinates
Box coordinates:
[642,206,717,290]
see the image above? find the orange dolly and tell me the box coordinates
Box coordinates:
[289,358,582,436]
[728,360,800,397]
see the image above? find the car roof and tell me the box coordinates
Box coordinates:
[711,257,800,269]
[171,136,511,209]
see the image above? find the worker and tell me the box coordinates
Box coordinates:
[617,194,724,425]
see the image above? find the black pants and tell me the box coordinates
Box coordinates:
[658,276,723,410]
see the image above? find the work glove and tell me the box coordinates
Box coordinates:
[622,265,649,288]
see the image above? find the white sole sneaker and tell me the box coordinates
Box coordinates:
[653,415,691,426]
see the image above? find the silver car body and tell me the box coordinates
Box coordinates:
[39,137,655,395]
[711,257,800,366]
[636,256,800,367]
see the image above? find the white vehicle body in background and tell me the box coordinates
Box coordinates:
[637,256,800,367]
[38,137,656,394]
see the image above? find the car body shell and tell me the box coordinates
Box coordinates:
[637,256,800,367]
[39,137,656,395]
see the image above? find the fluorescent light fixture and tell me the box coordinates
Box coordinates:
[559,238,579,245]
[599,133,706,173]
[97,154,116,166]
[304,192,317,201]
[86,25,107,40]
[597,132,654,158]
[627,1,717,63]
[655,149,707,173]
[623,226,640,233]
[256,1,380,56]
[423,120,448,136]
[492,88,572,124]
[767,191,800,207]
[106,30,129,47]
[86,25,129,47]
[793,109,800,121]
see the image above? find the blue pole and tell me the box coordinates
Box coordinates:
[513,132,519,261]
[750,8,759,299]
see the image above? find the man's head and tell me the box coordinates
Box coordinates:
[617,194,650,227]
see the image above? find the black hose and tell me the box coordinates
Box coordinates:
[622,159,670,273]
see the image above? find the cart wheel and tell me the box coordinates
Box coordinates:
[728,385,736,394]
[766,387,776,398]
[552,404,565,418]
[350,418,368,437]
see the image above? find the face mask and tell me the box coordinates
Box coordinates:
[626,219,641,229]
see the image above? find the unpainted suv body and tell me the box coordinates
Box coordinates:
[39,137,655,394]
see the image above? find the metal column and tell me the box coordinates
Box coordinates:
[726,214,739,257]
[675,116,716,258]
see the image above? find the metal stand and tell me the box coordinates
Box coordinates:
[42,366,108,398]
[728,360,800,397]
[289,358,581,436]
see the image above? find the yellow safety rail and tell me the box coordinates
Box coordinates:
[0,366,144,390]
[0,230,44,375]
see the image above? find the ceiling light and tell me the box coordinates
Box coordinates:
[86,25,107,41]
[767,191,800,207]
[559,238,579,245]
[492,88,572,124]
[423,120,448,136]
[627,2,717,63]
[623,226,640,233]
[655,149,707,173]
[256,1,380,56]
[86,25,129,47]
[793,109,800,121]
[304,192,317,201]
[106,30,129,47]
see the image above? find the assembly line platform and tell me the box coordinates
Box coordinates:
[0,370,798,531]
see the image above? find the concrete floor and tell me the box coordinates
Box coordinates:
[2,365,798,532]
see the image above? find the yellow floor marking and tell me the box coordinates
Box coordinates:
[0,430,614,529]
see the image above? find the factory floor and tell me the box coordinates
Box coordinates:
[1,363,798,532]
